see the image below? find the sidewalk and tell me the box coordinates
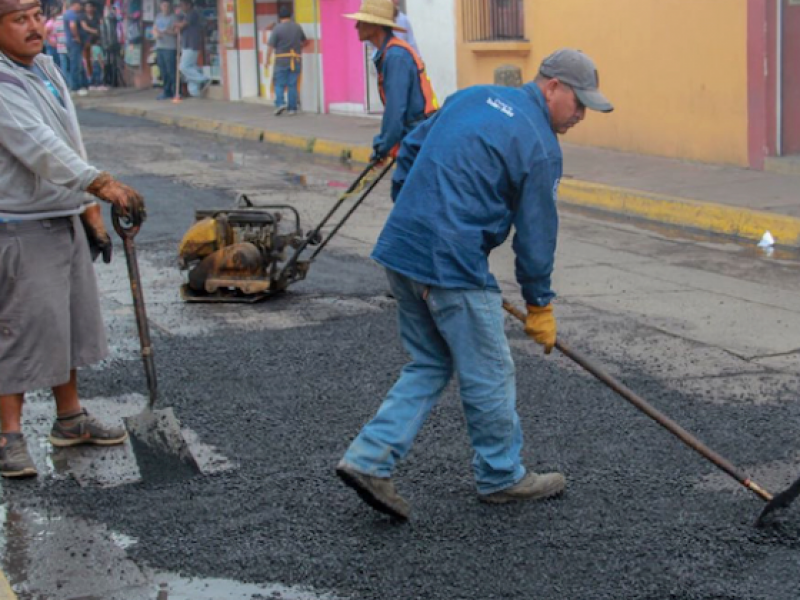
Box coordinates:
[75,89,800,248]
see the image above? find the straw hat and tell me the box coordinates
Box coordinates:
[343,0,406,32]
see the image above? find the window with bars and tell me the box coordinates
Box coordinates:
[463,0,525,42]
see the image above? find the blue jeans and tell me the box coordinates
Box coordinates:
[67,42,85,91]
[342,269,525,495]
[157,48,177,98]
[179,48,209,97]
[90,60,103,87]
[273,65,299,111]
[57,52,69,77]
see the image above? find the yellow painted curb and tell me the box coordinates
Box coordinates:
[559,179,800,247]
[262,131,311,151]
[0,570,17,600]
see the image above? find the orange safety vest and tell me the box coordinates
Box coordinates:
[377,38,439,157]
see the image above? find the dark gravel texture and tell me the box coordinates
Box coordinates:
[22,299,800,600]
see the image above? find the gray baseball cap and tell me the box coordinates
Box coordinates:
[539,48,613,113]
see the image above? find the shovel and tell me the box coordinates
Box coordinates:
[112,207,200,482]
[502,299,800,526]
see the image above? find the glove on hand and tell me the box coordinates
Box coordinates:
[525,304,556,355]
[81,204,113,264]
[87,172,147,226]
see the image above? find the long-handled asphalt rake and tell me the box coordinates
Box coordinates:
[502,300,800,526]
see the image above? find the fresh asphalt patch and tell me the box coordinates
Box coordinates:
[12,110,797,598]
[17,280,800,600]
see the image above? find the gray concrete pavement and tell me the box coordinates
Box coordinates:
[2,109,800,599]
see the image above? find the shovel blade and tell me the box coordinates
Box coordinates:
[124,408,201,484]
[756,474,800,526]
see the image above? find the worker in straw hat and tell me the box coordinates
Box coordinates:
[343,0,437,161]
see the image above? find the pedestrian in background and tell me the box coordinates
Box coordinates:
[80,0,99,87]
[62,0,86,94]
[175,0,210,97]
[266,5,306,116]
[153,0,177,100]
[0,0,147,478]
[336,49,613,520]
[43,5,59,63]
[343,0,437,161]
[88,38,105,89]
[390,0,418,56]
[54,1,67,72]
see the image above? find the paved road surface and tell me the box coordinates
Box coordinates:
[2,110,800,600]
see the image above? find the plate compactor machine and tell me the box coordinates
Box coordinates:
[177,160,392,302]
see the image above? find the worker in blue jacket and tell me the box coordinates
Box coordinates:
[343,0,437,160]
[337,49,613,521]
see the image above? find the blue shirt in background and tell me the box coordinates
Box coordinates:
[373,83,563,307]
[63,9,83,46]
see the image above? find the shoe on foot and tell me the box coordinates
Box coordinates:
[49,409,128,447]
[286,110,297,116]
[274,105,286,116]
[336,460,410,520]
[200,80,212,96]
[0,434,37,478]
[479,471,565,504]
[77,89,88,96]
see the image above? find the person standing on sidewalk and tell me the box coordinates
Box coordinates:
[79,0,99,88]
[153,0,177,100]
[54,2,68,72]
[62,0,86,94]
[266,5,306,116]
[336,49,614,520]
[175,0,210,98]
[343,0,437,161]
[0,0,147,478]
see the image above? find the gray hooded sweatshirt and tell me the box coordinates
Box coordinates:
[0,50,99,220]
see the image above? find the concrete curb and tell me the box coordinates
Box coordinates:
[559,179,800,247]
[83,102,800,248]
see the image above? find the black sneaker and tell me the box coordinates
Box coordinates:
[0,435,37,478]
[336,460,410,520]
[479,471,565,504]
[49,410,128,447]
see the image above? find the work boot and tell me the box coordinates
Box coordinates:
[479,471,566,504]
[0,434,37,478]
[336,460,410,521]
[49,409,128,447]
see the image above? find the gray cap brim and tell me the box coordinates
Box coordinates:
[575,87,613,113]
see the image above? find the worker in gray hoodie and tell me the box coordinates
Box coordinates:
[0,0,146,478]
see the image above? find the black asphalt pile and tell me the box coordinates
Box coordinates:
[28,293,800,600]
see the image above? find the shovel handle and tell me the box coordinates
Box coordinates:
[113,206,158,410]
[502,299,772,503]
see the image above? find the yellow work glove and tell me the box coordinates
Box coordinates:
[524,304,556,355]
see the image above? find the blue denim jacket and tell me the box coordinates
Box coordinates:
[372,83,562,307]
[371,33,426,158]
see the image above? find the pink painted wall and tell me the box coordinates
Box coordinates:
[319,0,366,111]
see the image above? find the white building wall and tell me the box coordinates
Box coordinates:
[406,0,457,102]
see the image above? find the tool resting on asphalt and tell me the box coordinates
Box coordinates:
[113,207,201,479]
[503,299,800,526]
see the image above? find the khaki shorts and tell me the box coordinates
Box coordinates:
[0,216,108,395]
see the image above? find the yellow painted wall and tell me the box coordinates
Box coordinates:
[456,0,749,166]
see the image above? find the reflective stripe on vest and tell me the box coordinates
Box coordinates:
[377,37,439,118]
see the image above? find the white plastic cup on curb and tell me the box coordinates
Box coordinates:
[758,231,775,257]
[758,231,775,248]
